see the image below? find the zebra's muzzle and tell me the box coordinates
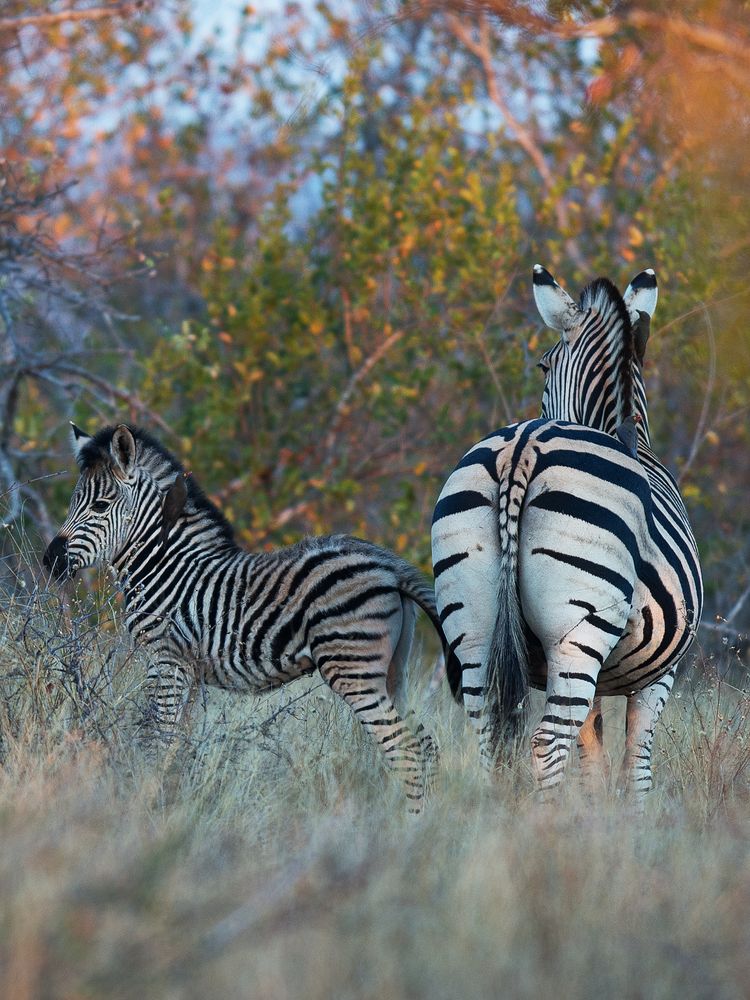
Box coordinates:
[43,536,75,581]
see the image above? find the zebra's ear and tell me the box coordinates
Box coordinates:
[532,264,580,336]
[70,422,93,465]
[624,268,658,323]
[110,424,137,479]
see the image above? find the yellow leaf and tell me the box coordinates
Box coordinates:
[413,461,427,476]
[628,225,644,247]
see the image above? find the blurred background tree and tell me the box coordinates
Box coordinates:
[1,0,748,643]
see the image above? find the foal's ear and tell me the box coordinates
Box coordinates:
[70,422,93,465]
[110,425,137,479]
[532,264,581,337]
[161,473,188,546]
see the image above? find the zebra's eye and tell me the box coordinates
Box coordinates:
[537,360,550,375]
[91,500,111,513]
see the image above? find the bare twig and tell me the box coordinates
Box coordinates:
[658,288,750,336]
[25,363,176,438]
[678,303,716,484]
[471,268,519,426]
[554,9,750,62]
[322,327,404,467]
[700,584,750,635]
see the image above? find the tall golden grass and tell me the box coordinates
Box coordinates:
[1,571,749,1000]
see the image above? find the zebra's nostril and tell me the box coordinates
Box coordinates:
[43,536,69,580]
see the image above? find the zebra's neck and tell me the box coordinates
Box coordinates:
[577,353,651,447]
[559,279,652,448]
[114,504,242,605]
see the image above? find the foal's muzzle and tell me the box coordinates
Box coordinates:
[43,536,74,581]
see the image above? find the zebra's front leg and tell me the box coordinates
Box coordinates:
[618,668,676,811]
[144,647,195,745]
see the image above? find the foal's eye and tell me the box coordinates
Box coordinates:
[537,360,550,374]
[91,500,110,513]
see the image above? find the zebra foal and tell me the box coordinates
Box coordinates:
[432,266,703,806]
[43,424,440,810]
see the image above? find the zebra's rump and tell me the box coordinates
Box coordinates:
[432,418,702,703]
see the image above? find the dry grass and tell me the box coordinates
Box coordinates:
[1,575,750,1000]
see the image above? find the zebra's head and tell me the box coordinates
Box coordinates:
[532,265,658,445]
[43,423,185,581]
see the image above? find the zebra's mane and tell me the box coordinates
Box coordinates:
[578,276,636,422]
[78,425,236,545]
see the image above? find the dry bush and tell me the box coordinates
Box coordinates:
[1,547,750,999]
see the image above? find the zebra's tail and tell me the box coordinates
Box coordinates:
[390,557,456,691]
[485,473,529,751]
[392,558,445,645]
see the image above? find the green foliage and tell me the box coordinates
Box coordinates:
[139,64,526,561]
[1,0,749,613]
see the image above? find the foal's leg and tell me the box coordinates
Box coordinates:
[144,645,195,743]
[315,602,431,811]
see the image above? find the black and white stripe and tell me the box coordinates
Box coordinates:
[44,424,440,810]
[431,267,702,805]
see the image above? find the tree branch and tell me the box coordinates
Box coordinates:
[444,11,586,268]
[405,2,750,64]
[0,4,139,33]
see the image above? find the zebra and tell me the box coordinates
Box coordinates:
[431,266,703,805]
[43,423,441,810]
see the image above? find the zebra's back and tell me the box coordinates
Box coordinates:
[144,533,438,694]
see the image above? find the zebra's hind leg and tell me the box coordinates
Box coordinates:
[618,668,676,812]
[525,588,629,798]
[531,645,607,797]
[318,656,431,813]
[576,696,608,798]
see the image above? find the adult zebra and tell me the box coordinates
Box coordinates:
[431,266,703,804]
[43,424,440,810]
